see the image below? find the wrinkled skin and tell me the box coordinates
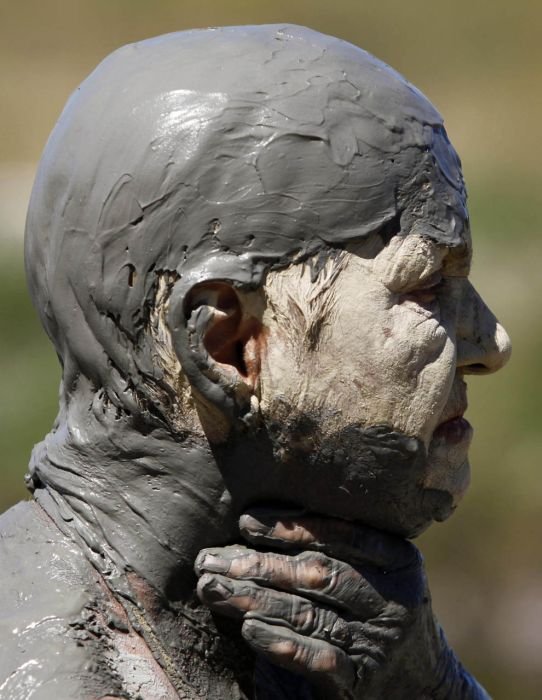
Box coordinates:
[196,511,490,699]
[12,23,511,700]
[190,234,507,698]
[255,233,511,534]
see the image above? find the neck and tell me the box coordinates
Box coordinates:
[30,379,239,597]
[28,379,255,696]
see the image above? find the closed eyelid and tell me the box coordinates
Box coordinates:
[383,267,444,295]
[412,270,444,290]
[372,234,447,293]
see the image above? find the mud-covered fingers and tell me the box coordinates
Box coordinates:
[242,618,357,697]
[239,510,421,572]
[196,547,387,617]
[197,573,353,648]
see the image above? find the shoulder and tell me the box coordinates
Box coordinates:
[0,501,125,699]
[0,500,93,602]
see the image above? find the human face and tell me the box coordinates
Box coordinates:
[257,232,511,533]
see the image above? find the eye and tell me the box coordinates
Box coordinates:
[404,272,444,304]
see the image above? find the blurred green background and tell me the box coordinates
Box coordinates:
[1,1,540,697]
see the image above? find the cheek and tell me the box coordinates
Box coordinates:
[330,302,457,440]
[260,290,457,445]
[389,307,457,441]
[350,299,454,390]
[259,329,302,403]
[391,309,454,381]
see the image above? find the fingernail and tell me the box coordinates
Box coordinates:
[198,574,233,603]
[198,553,229,574]
[239,513,272,536]
[241,507,307,530]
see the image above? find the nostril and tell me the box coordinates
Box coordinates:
[464,362,491,375]
[457,320,511,375]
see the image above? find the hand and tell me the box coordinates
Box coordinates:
[195,511,489,699]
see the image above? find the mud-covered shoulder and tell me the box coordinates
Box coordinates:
[0,501,127,699]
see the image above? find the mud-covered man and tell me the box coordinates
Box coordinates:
[0,25,510,699]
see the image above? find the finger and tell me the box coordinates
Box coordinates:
[194,545,252,577]
[239,510,421,572]
[197,548,388,618]
[242,618,357,696]
[197,572,353,648]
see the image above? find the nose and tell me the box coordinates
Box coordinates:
[456,281,512,374]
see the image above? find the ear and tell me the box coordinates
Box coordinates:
[185,282,261,386]
[178,281,264,430]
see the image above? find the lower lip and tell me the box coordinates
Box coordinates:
[433,417,473,445]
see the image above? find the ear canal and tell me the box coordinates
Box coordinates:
[203,285,248,376]
[185,282,262,384]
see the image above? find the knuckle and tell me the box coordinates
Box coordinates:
[369,607,413,647]
[277,637,298,659]
[291,639,310,665]
[310,645,346,675]
[295,551,333,590]
[290,639,338,675]
[293,600,316,633]
[329,616,352,647]
[311,608,351,648]
[261,633,319,674]
[237,551,264,578]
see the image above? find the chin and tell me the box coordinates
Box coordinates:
[422,419,473,515]
[329,482,460,540]
[217,415,470,541]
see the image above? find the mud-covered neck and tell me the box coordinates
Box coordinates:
[27,376,238,603]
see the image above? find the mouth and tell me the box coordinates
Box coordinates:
[433,415,473,445]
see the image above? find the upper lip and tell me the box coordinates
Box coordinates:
[438,409,467,425]
[437,381,468,425]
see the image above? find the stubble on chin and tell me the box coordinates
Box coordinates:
[258,396,457,538]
